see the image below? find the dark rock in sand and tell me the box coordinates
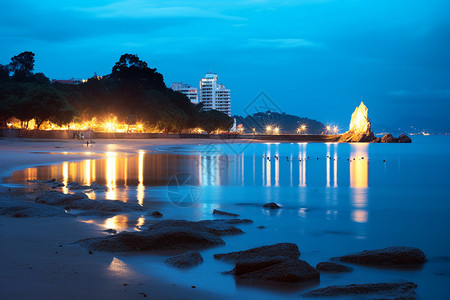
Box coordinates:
[381,133,398,143]
[79,219,251,252]
[303,282,417,299]
[257,226,265,229]
[213,209,239,217]
[236,259,319,283]
[332,246,426,265]
[262,202,281,209]
[90,181,108,191]
[67,182,90,190]
[370,137,381,143]
[164,250,204,268]
[36,191,146,212]
[150,211,163,217]
[214,243,300,262]
[0,202,72,218]
[398,133,412,143]
[103,229,117,234]
[316,262,353,273]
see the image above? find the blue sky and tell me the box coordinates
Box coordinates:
[1,0,449,131]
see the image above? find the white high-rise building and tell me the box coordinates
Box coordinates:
[199,73,231,116]
[171,82,198,104]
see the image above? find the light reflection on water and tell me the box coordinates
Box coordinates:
[8,143,371,225]
[6,137,450,299]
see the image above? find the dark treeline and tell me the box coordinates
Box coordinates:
[234,111,326,134]
[0,52,233,132]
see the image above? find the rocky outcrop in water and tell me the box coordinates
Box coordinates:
[303,282,417,299]
[262,202,281,209]
[35,191,146,212]
[79,219,250,252]
[332,246,426,265]
[214,243,319,283]
[164,251,204,268]
[316,262,353,273]
[213,209,239,217]
[338,102,412,143]
[0,201,72,218]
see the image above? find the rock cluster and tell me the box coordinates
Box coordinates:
[212,209,239,217]
[79,219,249,252]
[164,251,204,268]
[338,101,412,143]
[303,282,417,299]
[332,246,426,265]
[35,191,146,212]
[214,243,320,283]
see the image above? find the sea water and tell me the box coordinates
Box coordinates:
[6,136,450,299]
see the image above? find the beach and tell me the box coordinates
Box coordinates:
[1,136,449,299]
[0,138,235,300]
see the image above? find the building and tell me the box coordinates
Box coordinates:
[51,78,87,85]
[199,73,231,116]
[171,82,198,104]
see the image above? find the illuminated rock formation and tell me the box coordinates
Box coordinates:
[339,101,375,142]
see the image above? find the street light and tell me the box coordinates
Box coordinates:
[266,126,272,134]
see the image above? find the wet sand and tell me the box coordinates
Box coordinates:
[0,138,241,300]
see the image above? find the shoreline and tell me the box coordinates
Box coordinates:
[0,138,242,300]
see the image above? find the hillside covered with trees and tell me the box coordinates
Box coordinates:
[0,52,233,133]
[234,111,326,134]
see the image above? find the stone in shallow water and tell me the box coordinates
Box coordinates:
[262,202,281,209]
[79,219,250,252]
[214,243,300,262]
[164,250,204,268]
[332,246,426,265]
[35,191,146,212]
[302,282,417,299]
[212,209,239,217]
[315,262,353,273]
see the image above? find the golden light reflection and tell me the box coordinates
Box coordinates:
[107,257,135,278]
[62,162,69,194]
[104,215,129,232]
[105,152,117,200]
[350,144,369,188]
[84,159,91,186]
[298,143,306,187]
[136,217,145,228]
[137,150,145,205]
[352,209,368,223]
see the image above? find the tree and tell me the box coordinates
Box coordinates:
[112,53,148,74]
[10,51,35,81]
[21,86,73,129]
[197,110,234,133]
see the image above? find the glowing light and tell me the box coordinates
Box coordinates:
[333,126,339,133]
[349,101,371,134]
[266,126,272,133]
[274,127,280,134]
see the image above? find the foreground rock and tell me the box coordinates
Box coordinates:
[398,133,412,143]
[303,282,417,299]
[381,133,397,143]
[236,259,319,283]
[27,178,65,189]
[80,219,249,252]
[213,209,239,217]
[332,246,426,265]
[0,202,72,218]
[35,191,146,212]
[214,243,300,262]
[316,262,353,273]
[262,202,281,209]
[337,101,412,143]
[215,243,319,283]
[164,251,204,268]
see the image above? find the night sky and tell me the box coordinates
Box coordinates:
[1,0,449,131]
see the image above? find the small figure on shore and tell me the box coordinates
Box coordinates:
[86,141,89,147]
[286,156,289,161]
[274,155,278,160]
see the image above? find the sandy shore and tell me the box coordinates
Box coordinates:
[0,138,244,300]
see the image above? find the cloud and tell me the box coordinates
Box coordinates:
[244,38,320,49]
[388,89,450,103]
[74,0,245,20]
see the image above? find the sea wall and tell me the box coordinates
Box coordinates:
[0,129,340,142]
[0,129,94,139]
